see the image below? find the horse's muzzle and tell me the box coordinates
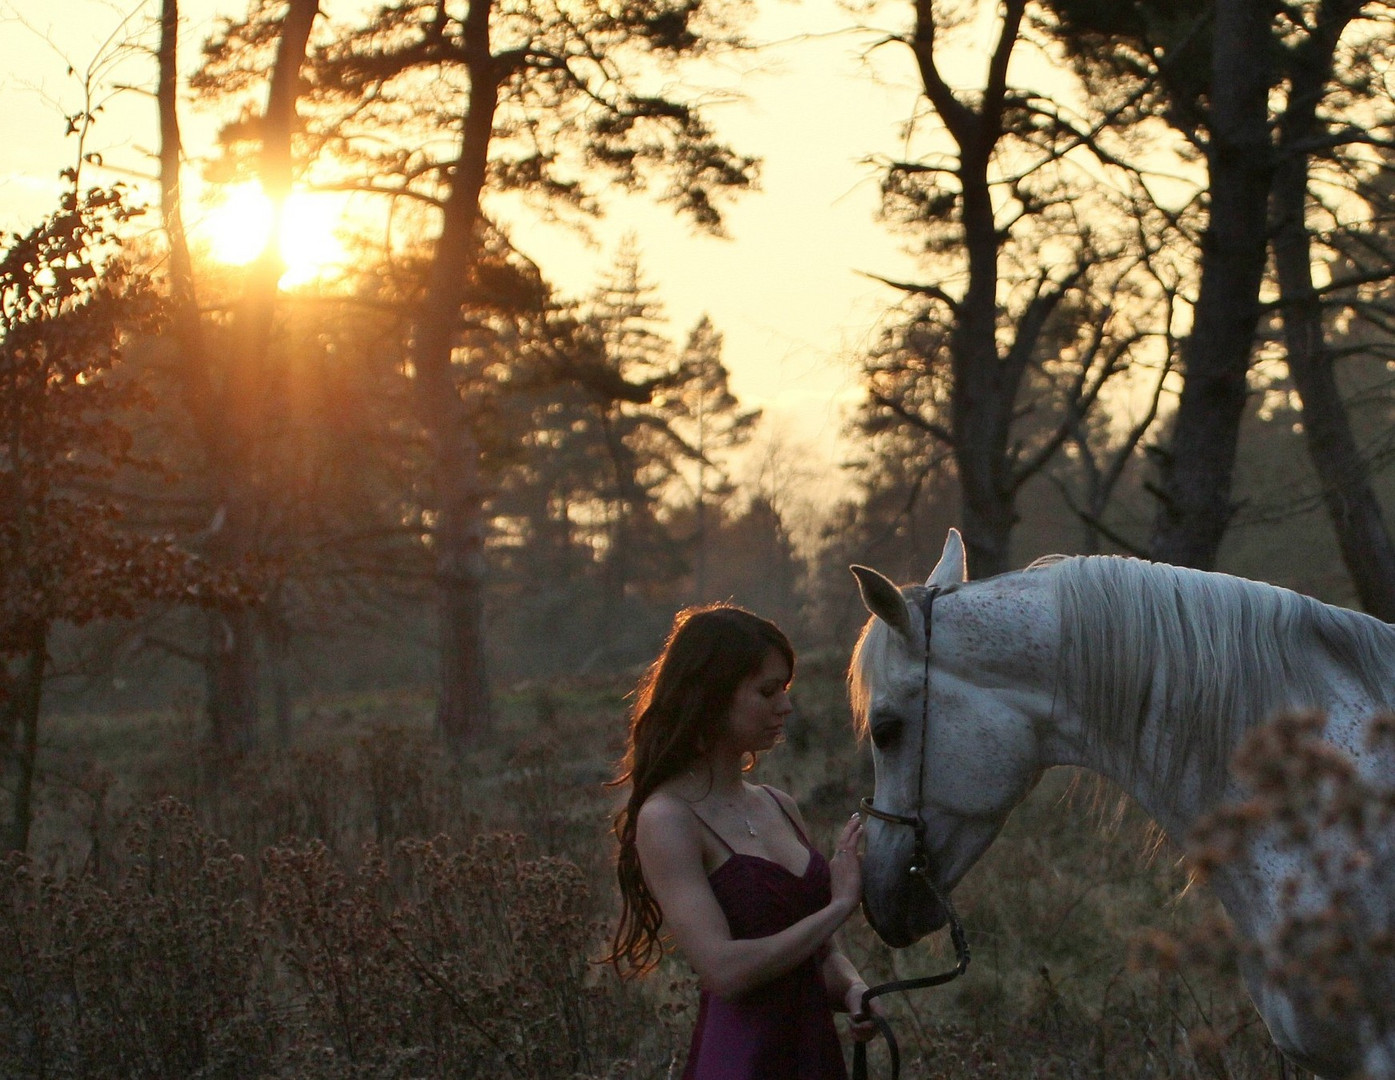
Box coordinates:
[862,858,950,947]
[866,903,948,948]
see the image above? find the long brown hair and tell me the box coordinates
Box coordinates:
[604,603,794,977]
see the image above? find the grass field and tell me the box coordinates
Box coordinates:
[3,663,1310,1078]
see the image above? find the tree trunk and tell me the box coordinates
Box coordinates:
[213,0,318,748]
[159,0,256,748]
[951,85,1016,575]
[952,174,1016,579]
[434,497,492,751]
[157,0,209,422]
[1148,0,1275,569]
[3,626,45,855]
[205,606,260,753]
[0,665,15,772]
[264,589,295,745]
[414,0,500,755]
[158,0,319,749]
[1270,0,1395,616]
[913,0,1028,580]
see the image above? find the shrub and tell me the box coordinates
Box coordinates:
[2,801,666,1078]
[0,798,270,1078]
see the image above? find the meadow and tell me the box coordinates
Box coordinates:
[2,658,1308,1079]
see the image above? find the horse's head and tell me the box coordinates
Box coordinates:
[849,530,1054,947]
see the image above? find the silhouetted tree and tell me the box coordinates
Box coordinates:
[669,315,760,599]
[1045,0,1392,578]
[193,0,757,753]
[510,247,758,666]
[1269,9,1395,617]
[856,0,1171,576]
[155,0,321,751]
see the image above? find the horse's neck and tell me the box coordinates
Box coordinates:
[1033,641,1213,845]
[1035,559,1254,843]
[1042,706,1210,843]
[966,567,1232,841]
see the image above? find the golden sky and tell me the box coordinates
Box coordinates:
[0,0,963,496]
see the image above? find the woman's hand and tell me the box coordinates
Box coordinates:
[844,981,882,1043]
[828,813,864,916]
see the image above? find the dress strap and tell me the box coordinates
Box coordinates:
[687,806,738,855]
[760,784,813,849]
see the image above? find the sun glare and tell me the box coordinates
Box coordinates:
[197,182,349,287]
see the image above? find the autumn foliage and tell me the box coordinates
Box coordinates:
[0,800,659,1078]
[1,185,256,851]
[0,186,253,648]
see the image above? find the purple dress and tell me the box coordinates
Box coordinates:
[682,788,848,1080]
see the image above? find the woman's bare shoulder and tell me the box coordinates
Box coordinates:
[635,786,708,875]
[636,785,699,836]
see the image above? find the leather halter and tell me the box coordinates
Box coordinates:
[853,584,971,1080]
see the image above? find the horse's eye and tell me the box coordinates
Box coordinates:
[870,717,903,751]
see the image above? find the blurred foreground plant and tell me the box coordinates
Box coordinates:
[1171,711,1395,1076]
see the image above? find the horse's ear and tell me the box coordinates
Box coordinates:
[926,528,967,589]
[851,565,915,641]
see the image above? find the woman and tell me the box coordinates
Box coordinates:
[607,603,878,1079]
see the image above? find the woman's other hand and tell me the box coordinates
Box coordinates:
[844,981,882,1042]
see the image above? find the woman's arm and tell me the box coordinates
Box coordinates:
[819,940,880,1041]
[764,789,875,1016]
[821,943,868,1012]
[766,790,881,1041]
[635,795,864,1000]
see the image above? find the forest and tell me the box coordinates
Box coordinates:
[3,0,1395,1076]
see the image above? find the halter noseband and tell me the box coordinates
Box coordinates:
[853,584,971,1080]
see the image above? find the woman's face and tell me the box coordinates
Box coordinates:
[719,648,794,754]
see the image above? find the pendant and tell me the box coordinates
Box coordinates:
[745,818,758,837]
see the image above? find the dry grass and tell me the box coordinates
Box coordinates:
[3,668,1321,1078]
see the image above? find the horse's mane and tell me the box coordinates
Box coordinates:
[1051,555,1395,802]
[849,608,905,741]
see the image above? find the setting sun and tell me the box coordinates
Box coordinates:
[195,181,349,287]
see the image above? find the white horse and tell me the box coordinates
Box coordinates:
[850,530,1395,1080]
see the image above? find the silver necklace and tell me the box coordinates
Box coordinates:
[720,794,759,838]
[689,770,758,836]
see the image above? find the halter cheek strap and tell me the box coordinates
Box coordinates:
[853,584,971,1080]
[858,585,937,870]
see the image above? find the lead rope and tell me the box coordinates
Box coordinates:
[850,864,970,1080]
[851,585,971,1080]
